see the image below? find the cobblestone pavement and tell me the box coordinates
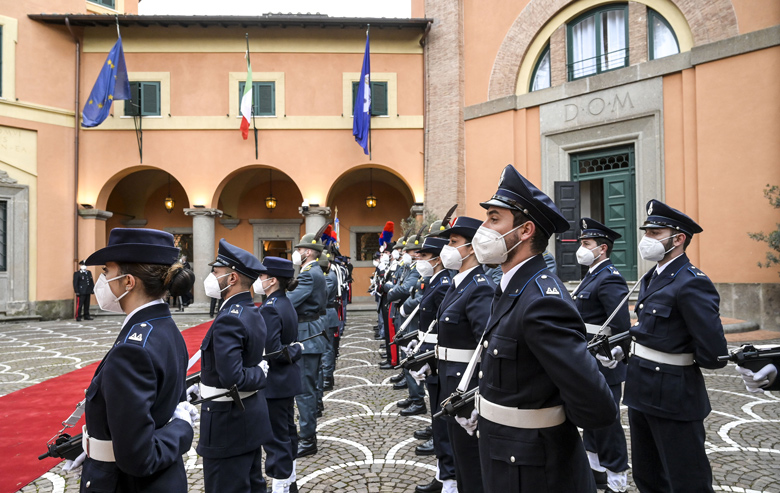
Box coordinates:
[6,313,780,492]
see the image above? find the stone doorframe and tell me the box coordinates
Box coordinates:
[249,218,304,260]
[0,172,29,315]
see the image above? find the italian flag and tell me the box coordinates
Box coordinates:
[240,54,252,140]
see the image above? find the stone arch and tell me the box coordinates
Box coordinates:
[325,164,416,208]
[209,165,303,219]
[487,0,738,100]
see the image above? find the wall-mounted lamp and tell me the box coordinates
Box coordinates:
[366,168,377,208]
[265,169,277,211]
[164,174,175,213]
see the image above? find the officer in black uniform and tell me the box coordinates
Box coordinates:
[73,260,94,321]
[620,200,728,493]
[572,218,630,492]
[79,228,196,492]
[464,164,618,492]
[436,215,495,493]
[257,257,303,493]
[197,239,272,493]
[408,235,454,493]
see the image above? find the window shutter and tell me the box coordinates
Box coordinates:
[256,82,275,116]
[125,81,140,116]
[371,82,388,116]
[352,81,359,114]
[0,26,3,97]
[238,81,246,112]
[141,82,160,116]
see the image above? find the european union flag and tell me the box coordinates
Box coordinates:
[352,32,371,155]
[82,37,131,128]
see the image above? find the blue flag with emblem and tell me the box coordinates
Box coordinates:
[82,36,131,128]
[352,30,371,155]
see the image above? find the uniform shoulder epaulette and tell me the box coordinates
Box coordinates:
[474,274,488,283]
[687,265,708,278]
[227,304,244,316]
[301,264,312,272]
[441,277,450,285]
[535,274,563,297]
[124,321,155,347]
[264,298,277,307]
[607,265,620,275]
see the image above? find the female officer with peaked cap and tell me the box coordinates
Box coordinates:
[78,228,196,492]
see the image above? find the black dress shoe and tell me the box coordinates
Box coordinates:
[297,436,317,457]
[415,438,435,456]
[76,317,82,321]
[400,402,427,416]
[84,316,93,320]
[378,362,395,370]
[396,398,413,409]
[389,372,405,383]
[414,425,432,440]
[415,478,442,492]
[379,352,388,359]
[374,333,382,340]
[379,343,386,349]
[393,379,408,390]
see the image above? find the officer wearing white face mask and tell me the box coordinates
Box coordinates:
[617,199,727,493]
[571,218,631,492]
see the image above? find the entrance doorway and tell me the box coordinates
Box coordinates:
[555,144,637,281]
[260,239,291,260]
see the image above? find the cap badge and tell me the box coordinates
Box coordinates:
[648,203,653,215]
[582,219,587,229]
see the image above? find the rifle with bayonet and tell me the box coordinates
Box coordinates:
[718,344,780,372]
[396,349,436,371]
[390,330,419,347]
[587,331,632,359]
[434,387,479,419]
[264,329,328,364]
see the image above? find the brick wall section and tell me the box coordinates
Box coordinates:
[629,2,648,66]
[550,25,567,88]
[424,0,466,217]
[487,0,740,101]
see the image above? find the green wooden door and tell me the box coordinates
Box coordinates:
[571,145,637,280]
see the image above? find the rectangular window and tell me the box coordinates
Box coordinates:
[88,0,116,8]
[0,201,6,272]
[238,81,276,117]
[354,231,380,262]
[567,5,628,80]
[352,81,388,116]
[0,25,3,98]
[125,81,161,116]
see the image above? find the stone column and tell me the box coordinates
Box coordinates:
[297,205,331,236]
[184,208,223,306]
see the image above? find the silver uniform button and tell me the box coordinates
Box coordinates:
[655,367,660,371]
[493,349,498,355]
[638,304,643,309]
[456,372,461,377]
[479,371,483,379]
[510,456,516,463]
[541,275,547,279]
[653,309,657,314]
[86,482,91,488]
[476,430,480,438]
[483,341,488,348]
[445,317,449,321]
[572,295,577,300]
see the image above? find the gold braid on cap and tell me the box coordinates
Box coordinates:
[440,204,458,230]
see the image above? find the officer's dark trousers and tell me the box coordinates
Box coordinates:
[425,376,455,480]
[76,294,90,319]
[264,397,298,479]
[203,447,265,493]
[583,382,629,473]
[322,326,337,379]
[296,353,322,439]
[447,420,484,492]
[628,408,714,493]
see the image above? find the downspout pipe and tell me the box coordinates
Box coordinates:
[65,17,80,270]
[419,21,432,212]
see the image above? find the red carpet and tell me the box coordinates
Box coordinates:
[0,320,212,493]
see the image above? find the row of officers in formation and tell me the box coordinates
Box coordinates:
[57,164,778,493]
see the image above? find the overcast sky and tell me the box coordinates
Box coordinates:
[139,0,412,18]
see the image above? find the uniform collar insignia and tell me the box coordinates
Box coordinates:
[545,287,560,295]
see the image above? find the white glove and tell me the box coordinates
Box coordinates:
[405,339,418,353]
[596,346,624,370]
[173,401,199,427]
[293,342,305,351]
[62,451,87,473]
[186,383,200,402]
[259,360,269,377]
[455,409,479,436]
[736,364,778,393]
[409,363,430,385]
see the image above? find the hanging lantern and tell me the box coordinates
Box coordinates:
[366,168,377,208]
[266,169,277,211]
[164,174,175,213]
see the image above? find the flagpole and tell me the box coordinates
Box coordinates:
[246,33,258,160]
[367,24,372,161]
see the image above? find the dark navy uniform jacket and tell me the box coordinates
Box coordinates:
[436,266,494,419]
[81,302,192,493]
[395,265,422,335]
[261,290,302,399]
[73,270,94,295]
[418,270,453,356]
[623,254,728,421]
[288,261,328,354]
[197,291,272,459]
[325,268,340,329]
[572,259,630,385]
[478,255,617,491]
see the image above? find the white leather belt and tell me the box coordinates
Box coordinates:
[419,333,438,344]
[435,345,473,363]
[82,425,115,462]
[584,323,602,335]
[631,342,694,366]
[475,394,566,429]
[200,383,257,402]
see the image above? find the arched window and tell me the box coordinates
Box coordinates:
[530,45,551,92]
[648,9,679,60]
[567,4,628,80]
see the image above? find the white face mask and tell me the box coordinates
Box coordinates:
[204,272,231,299]
[441,244,472,270]
[576,244,603,267]
[392,249,400,260]
[253,277,272,295]
[416,258,438,278]
[94,273,129,313]
[402,253,412,265]
[638,234,679,262]
[80,265,87,271]
[472,223,524,265]
[292,250,303,266]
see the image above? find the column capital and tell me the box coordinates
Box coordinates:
[298,206,331,217]
[184,208,223,218]
[410,203,424,216]
[78,209,113,221]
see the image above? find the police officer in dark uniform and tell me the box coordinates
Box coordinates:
[257,257,303,493]
[197,239,273,493]
[73,260,94,321]
[436,215,495,493]
[462,165,617,492]
[288,232,328,458]
[572,218,631,492]
[408,235,454,493]
[619,200,728,493]
[79,228,196,492]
